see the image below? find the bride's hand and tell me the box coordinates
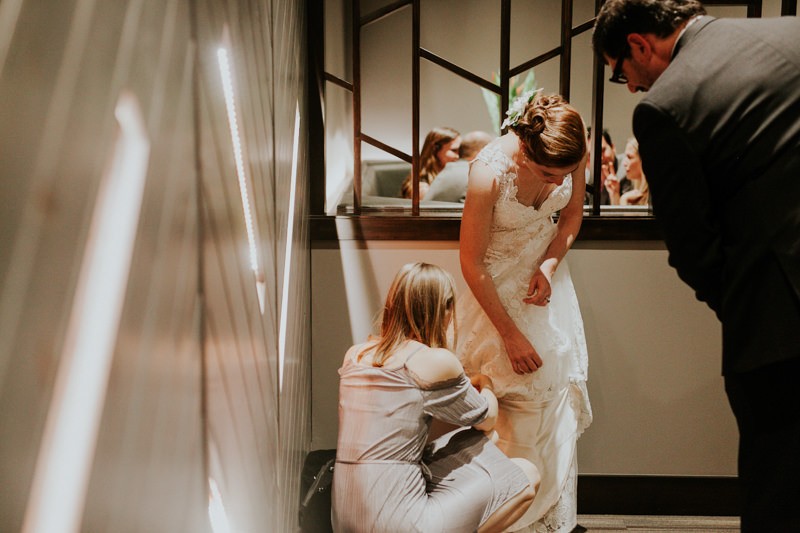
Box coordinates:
[524,267,552,306]
[504,331,543,374]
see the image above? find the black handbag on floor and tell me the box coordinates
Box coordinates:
[299,449,336,533]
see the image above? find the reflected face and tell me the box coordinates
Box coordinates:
[601,137,616,167]
[437,137,461,167]
[624,143,642,181]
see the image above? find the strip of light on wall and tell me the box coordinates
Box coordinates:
[278,104,301,392]
[0,0,23,77]
[208,477,233,533]
[22,92,150,533]
[217,46,265,314]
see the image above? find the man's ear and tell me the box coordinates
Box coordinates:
[627,33,653,62]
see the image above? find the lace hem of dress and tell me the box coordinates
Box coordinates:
[512,454,578,533]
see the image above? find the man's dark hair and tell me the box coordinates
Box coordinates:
[592,0,706,59]
[587,127,615,147]
[587,127,619,172]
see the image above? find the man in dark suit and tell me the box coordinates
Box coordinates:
[593,1,800,530]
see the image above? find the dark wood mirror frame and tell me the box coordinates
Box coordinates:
[307,0,796,241]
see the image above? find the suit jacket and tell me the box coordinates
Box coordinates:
[424,160,469,203]
[633,15,800,374]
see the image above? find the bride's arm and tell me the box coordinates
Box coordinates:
[460,162,543,374]
[524,152,587,305]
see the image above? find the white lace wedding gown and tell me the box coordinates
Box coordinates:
[457,142,593,533]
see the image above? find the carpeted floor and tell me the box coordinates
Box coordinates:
[577,515,740,532]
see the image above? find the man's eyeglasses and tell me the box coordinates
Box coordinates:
[609,46,629,84]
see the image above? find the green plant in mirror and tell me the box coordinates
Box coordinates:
[481,71,537,136]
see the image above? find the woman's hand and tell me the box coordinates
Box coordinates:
[472,375,499,432]
[603,163,621,204]
[504,331,543,374]
[524,266,552,306]
[620,189,644,206]
[470,373,494,392]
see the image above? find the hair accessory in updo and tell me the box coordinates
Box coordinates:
[501,87,543,129]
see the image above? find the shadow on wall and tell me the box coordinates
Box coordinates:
[311,244,372,449]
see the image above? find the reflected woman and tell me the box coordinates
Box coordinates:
[458,93,592,532]
[401,126,461,199]
[605,137,649,206]
[620,138,649,206]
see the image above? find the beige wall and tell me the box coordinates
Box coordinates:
[311,241,738,476]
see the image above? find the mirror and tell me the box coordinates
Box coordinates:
[322,0,783,215]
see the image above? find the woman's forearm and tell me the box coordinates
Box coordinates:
[461,259,520,338]
[473,387,498,432]
[539,203,583,276]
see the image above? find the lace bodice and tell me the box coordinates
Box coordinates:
[460,140,588,396]
[472,141,573,271]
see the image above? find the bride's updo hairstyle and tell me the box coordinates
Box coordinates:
[360,262,457,367]
[510,94,586,168]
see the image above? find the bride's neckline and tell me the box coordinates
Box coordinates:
[484,142,568,210]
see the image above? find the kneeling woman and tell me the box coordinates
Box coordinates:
[333,262,539,533]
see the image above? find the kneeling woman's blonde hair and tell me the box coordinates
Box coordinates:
[361,262,457,367]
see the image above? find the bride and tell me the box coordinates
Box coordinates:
[457,92,593,533]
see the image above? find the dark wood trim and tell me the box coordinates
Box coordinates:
[572,19,595,36]
[702,0,764,14]
[560,0,573,99]
[307,0,326,215]
[589,0,606,217]
[419,49,500,93]
[352,0,362,214]
[360,134,411,163]
[412,0,420,215]
[577,475,741,517]
[323,72,353,92]
[747,0,763,17]
[500,0,511,134]
[509,46,562,78]
[360,0,411,27]
[309,215,663,242]
[782,0,797,15]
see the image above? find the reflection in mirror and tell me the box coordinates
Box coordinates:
[324,0,778,216]
[339,149,466,212]
[361,5,412,157]
[573,0,597,25]
[569,31,594,120]
[330,0,626,214]
[325,82,354,214]
[361,0,404,16]
[418,53,494,139]
[591,22,646,212]
[399,126,460,200]
[420,0,500,78]
[324,0,350,82]
[510,0,562,67]
[335,148,411,210]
